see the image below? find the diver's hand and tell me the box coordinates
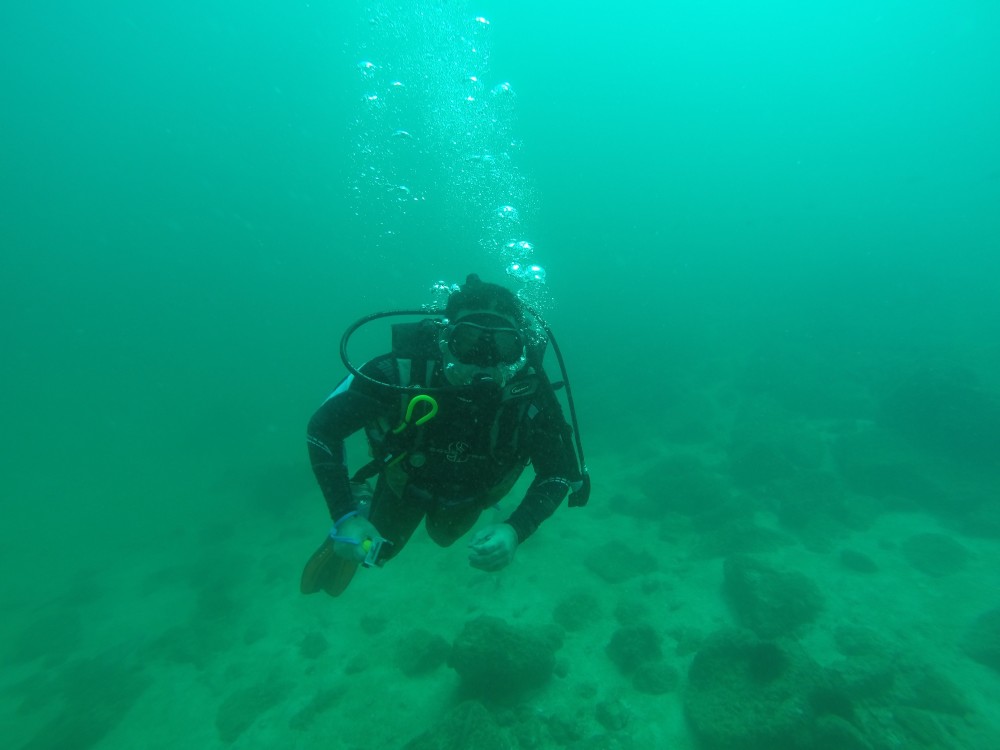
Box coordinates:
[468,524,519,571]
[331,516,381,563]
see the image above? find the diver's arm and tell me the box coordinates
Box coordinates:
[503,401,578,542]
[306,368,393,521]
[504,476,571,543]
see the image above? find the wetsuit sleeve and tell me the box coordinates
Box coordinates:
[504,391,579,543]
[306,360,396,521]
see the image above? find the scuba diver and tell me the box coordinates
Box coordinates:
[301,273,590,597]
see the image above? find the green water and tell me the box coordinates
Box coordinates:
[2,1,999,748]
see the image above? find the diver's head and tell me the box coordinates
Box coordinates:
[440,274,529,387]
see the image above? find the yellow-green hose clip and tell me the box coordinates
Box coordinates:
[392,394,438,434]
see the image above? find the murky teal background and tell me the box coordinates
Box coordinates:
[1,0,999,743]
[3,0,999,595]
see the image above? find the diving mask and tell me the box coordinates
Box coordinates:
[440,312,528,386]
[446,314,526,367]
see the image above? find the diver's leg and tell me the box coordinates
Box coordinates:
[424,502,484,547]
[368,476,425,563]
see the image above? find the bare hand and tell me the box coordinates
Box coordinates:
[468,524,519,571]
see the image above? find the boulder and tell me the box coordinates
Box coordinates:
[839,549,879,574]
[605,624,663,674]
[723,555,824,638]
[583,542,659,584]
[961,607,1000,674]
[403,701,512,750]
[901,533,969,577]
[683,629,832,750]
[395,628,450,676]
[632,661,680,695]
[448,616,563,697]
[879,366,1000,472]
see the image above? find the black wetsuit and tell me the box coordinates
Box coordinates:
[306,355,578,559]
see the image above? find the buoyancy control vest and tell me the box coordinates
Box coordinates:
[356,320,546,498]
[341,310,591,507]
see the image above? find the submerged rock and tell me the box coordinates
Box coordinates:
[395,628,450,676]
[631,660,680,694]
[839,548,879,573]
[605,624,663,675]
[879,366,1000,472]
[901,533,969,577]
[962,607,1000,674]
[833,428,947,509]
[583,541,659,584]
[403,701,512,750]
[723,555,824,638]
[683,629,830,750]
[448,616,563,697]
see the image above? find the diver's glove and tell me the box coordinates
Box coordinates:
[468,523,519,571]
[330,513,382,563]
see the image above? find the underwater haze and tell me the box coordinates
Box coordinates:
[2,1,1000,748]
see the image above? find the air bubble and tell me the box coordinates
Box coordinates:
[496,205,519,222]
[427,280,460,309]
[504,239,534,256]
[507,262,546,283]
[526,265,546,282]
[465,152,497,165]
